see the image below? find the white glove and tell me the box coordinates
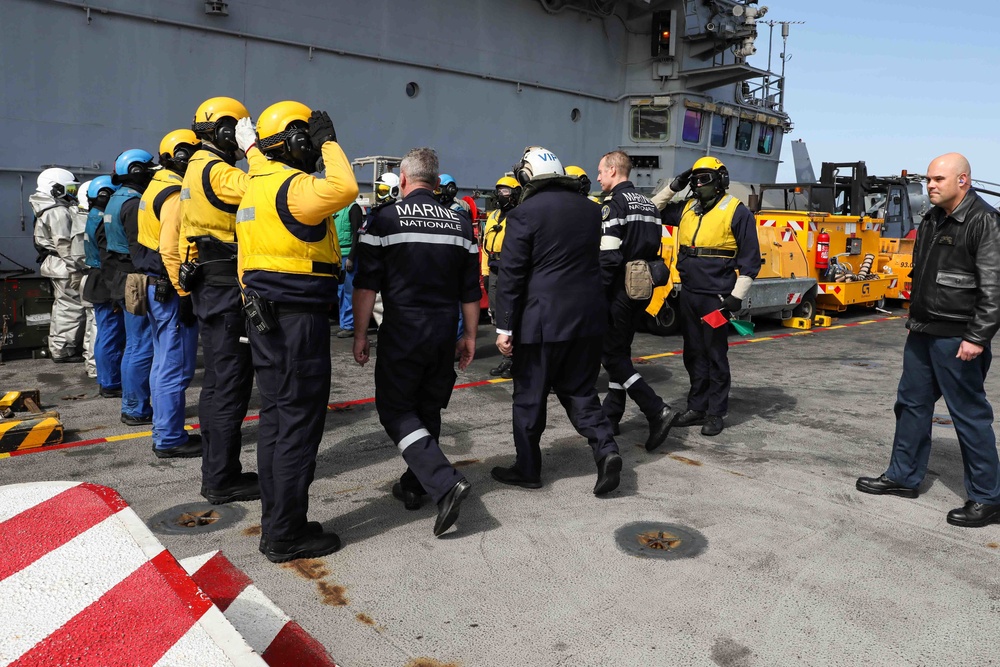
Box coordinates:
[235,117,257,153]
[731,274,753,300]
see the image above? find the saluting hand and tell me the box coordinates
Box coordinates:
[353,334,370,366]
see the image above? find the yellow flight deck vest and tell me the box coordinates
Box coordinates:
[481,209,506,275]
[236,162,342,278]
[137,169,183,251]
[677,194,739,251]
[180,149,241,246]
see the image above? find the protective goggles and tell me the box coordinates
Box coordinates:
[64,183,79,196]
[376,183,391,196]
[691,172,716,188]
[496,186,514,198]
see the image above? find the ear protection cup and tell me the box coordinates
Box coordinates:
[442,182,458,200]
[128,162,147,175]
[285,130,315,165]
[214,119,237,152]
[51,183,67,199]
[718,166,730,189]
[514,160,531,186]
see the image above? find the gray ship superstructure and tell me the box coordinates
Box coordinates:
[2,0,792,269]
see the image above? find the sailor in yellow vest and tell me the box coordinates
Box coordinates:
[482,175,520,378]
[134,130,203,458]
[234,100,358,563]
[179,97,265,504]
[652,157,761,436]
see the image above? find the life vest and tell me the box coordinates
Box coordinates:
[333,205,353,254]
[482,209,506,255]
[137,169,183,251]
[236,161,342,277]
[179,149,240,244]
[677,194,739,251]
[84,207,103,268]
[103,185,142,255]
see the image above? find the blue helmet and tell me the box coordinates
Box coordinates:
[114,148,155,176]
[439,174,456,187]
[87,175,118,200]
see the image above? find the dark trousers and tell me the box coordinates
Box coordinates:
[248,310,331,541]
[375,320,464,504]
[602,289,665,423]
[679,289,731,416]
[194,285,254,489]
[885,331,1000,503]
[514,336,618,479]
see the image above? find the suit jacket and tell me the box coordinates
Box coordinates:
[495,179,608,344]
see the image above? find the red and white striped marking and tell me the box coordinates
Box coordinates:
[661,225,674,239]
[785,220,804,231]
[889,278,898,289]
[180,551,339,667]
[759,219,777,227]
[780,228,795,243]
[0,482,265,667]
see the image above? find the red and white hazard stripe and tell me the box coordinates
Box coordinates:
[889,278,898,289]
[180,551,339,667]
[816,284,826,295]
[0,482,264,667]
[781,229,794,243]
[759,219,776,227]
[809,221,818,232]
[785,220,804,231]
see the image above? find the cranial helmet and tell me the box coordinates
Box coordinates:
[514,146,564,185]
[37,167,80,203]
[87,175,118,210]
[159,129,201,175]
[255,100,320,173]
[565,165,592,195]
[192,96,250,154]
[376,172,401,203]
[494,175,521,211]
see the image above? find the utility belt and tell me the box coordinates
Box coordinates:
[241,290,328,336]
[679,245,737,259]
[179,235,238,291]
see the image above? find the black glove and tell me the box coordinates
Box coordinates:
[308,110,336,150]
[721,294,744,313]
[179,294,197,327]
[669,168,693,192]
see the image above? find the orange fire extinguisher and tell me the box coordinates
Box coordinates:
[816,230,830,270]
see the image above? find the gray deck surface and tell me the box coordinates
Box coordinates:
[2,307,997,667]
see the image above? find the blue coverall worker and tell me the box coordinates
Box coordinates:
[82,176,125,397]
[654,157,761,436]
[104,149,157,425]
[333,202,363,337]
[595,150,673,451]
[179,97,264,504]
[235,102,358,562]
[492,147,621,495]
[353,147,477,538]
[134,130,202,458]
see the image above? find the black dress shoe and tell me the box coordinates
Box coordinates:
[490,465,543,489]
[855,474,918,498]
[392,482,426,511]
[946,500,1000,527]
[701,415,724,436]
[434,479,472,537]
[593,452,623,496]
[489,358,512,377]
[263,530,342,563]
[53,354,84,364]
[645,406,674,452]
[99,386,122,398]
[202,471,260,504]
[152,434,203,459]
[122,412,153,426]
[672,409,707,427]
[259,521,323,553]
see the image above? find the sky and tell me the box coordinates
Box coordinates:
[761,0,1000,189]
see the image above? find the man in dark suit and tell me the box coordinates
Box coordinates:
[492,146,622,496]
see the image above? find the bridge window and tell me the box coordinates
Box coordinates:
[682,109,703,143]
[735,119,753,151]
[630,104,670,141]
[758,125,775,155]
[710,115,730,147]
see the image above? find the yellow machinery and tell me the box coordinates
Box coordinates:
[878,237,914,301]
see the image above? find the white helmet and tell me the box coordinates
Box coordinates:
[376,172,400,203]
[514,146,564,185]
[77,180,92,210]
[37,167,80,202]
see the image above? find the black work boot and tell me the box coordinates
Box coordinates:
[672,409,707,427]
[201,471,261,504]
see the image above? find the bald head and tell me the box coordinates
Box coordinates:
[926,152,971,215]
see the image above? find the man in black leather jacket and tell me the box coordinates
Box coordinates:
[857,153,1000,527]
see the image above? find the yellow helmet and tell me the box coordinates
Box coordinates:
[496,176,520,189]
[692,156,725,172]
[192,96,249,132]
[256,100,312,152]
[564,165,588,178]
[159,129,200,159]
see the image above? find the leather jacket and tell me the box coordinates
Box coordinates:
[907,190,1000,346]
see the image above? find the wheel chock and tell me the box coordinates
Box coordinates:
[0,416,64,453]
[0,390,42,413]
[813,314,833,327]
[781,317,812,330]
